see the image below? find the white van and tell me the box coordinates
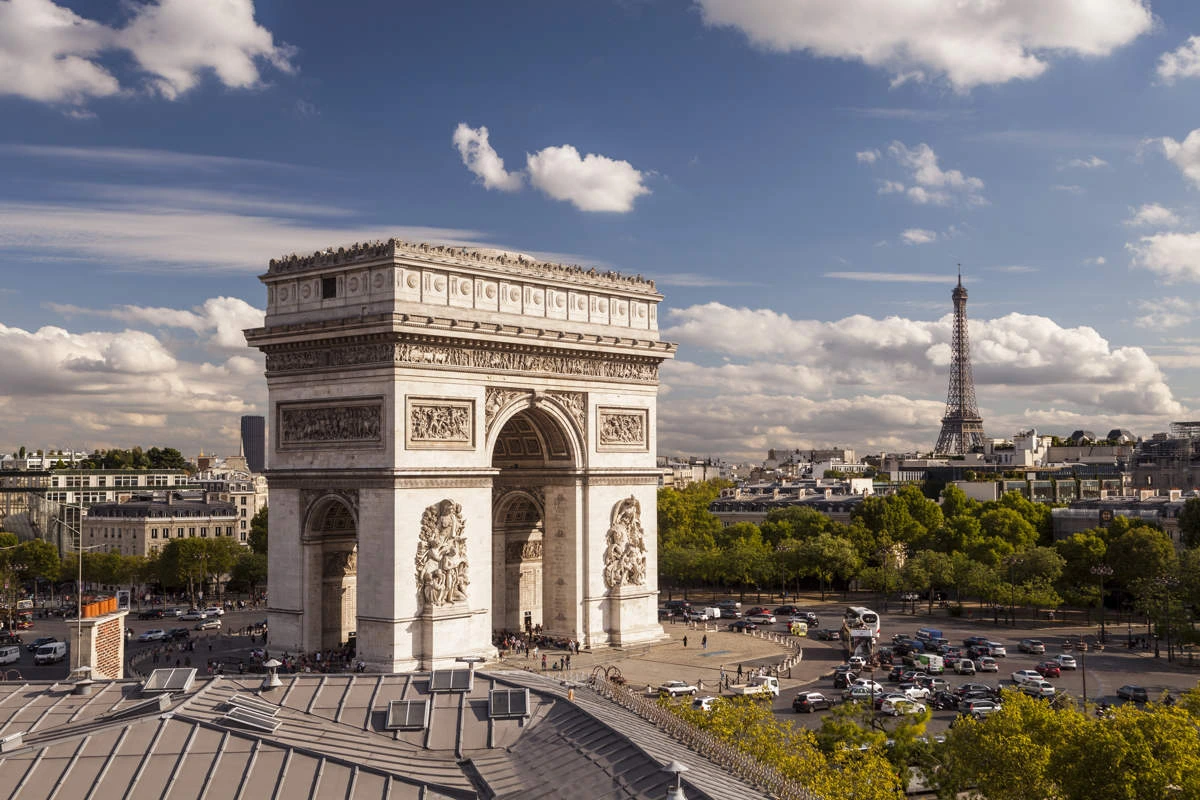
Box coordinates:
[703,607,722,620]
[34,641,67,665]
[0,645,19,666]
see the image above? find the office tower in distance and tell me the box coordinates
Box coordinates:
[241,415,266,472]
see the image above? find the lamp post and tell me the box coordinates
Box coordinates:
[73,544,104,672]
[1090,564,1113,643]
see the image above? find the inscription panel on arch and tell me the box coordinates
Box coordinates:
[597,407,649,452]
[406,397,475,450]
[277,396,384,450]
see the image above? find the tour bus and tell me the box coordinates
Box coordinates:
[844,606,881,638]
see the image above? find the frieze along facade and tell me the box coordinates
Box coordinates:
[407,398,474,449]
[278,399,383,448]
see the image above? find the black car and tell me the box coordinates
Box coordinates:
[833,671,858,689]
[793,692,832,713]
[0,631,22,645]
[930,690,959,710]
[166,628,190,641]
[138,609,165,620]
[811,628,840,641]
[956,682,997,697]
[774,605,803,617]
[888,665,906,682]
[26,636,55,652]
[1117,685,1148,703]
[727,619,758,632]
[664,600,691,612]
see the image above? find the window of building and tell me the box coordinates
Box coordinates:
[97,476,106,487]
[240,496,247,505]
[240,520,247,530]
[241,508,247,517]
[200,527,208,537]
[322,275,337,298]
[240,532,247,542]
[187,527,194,536]
[151,529,158,538]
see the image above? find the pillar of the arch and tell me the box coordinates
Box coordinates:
[265,487,303,655]
[541,482,582,641]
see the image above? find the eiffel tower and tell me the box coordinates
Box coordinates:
[934,269,985,454]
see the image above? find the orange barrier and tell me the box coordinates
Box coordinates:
[82,597,118,618]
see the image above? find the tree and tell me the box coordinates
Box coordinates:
[940,484,980,520]
[249,506,269,555]
[1107,526,1176,594]
[1178,497,1200,549]
[794,532,861,599]
[13,539,60,584]
[759,506,829,545]
[231,551,268,596]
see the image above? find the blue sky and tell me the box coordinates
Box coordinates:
[2,0,1200,460]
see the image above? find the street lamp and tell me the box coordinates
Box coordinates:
[1090,564,1113,643]
[73,544,105,672]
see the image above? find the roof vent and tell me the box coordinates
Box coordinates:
[488,688,530,719]
[385,699,430,730]
[429,668,473,693]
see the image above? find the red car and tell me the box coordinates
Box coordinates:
[1035,661,1061,678]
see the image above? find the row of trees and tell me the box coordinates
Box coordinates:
[660,482,1199,642]
[10,445,192,471]
[667,687,1200,800]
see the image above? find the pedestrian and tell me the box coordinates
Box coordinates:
[702,635,707,650]
[682,635,688,648]
[541,653,547,671]
[737,663,743,681]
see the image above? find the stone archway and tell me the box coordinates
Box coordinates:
[247,239,674,669]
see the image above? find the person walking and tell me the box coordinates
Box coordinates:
[540,653,547,671]
[737,663,743,681]
[701,634,707,650]
[682,635,688,648]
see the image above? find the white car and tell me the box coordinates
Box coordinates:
[851,678,886,694]
[137,629,165,642]
[955,659,976,675]
[974,657,999,672]
[746,613,776,624]
[1019,639,1046,655]
[658,681,698,697]
[1055,654,1078,670]
[902,685,931,701]
[985,642,1007,657]
[203,606,225,617]
[1020,680,1056,698]
[1011,669,1043,685]
[848,655,867,670]
[180,609,206,621]
[881,697,926,716]
[691,696,719,712]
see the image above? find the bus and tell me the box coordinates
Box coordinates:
[844,606,881,638]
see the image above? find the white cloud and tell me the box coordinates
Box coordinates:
[822,272,954,284]
[0,0,293,105]
[1051,184,1085,195]
[1127,232,1200,283]
[987,265,1039,274]
[901,228,937,245]
[0,143,297,172]
[878,142,985,206]
[1134,298,1192,330]
[452,124,524,192]
[1125,203,1180,229]
[694,0,1152,91]
[1157,36,1200,84]
[856,149,880,164]
[526,144,650,212]
[656,302,1182,457]
[1084,256,1107,265]
[1157,130,1200,188]
[48,296,264,350]
[1063,155,1109,169]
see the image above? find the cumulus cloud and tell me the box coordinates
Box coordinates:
[877,180,905,195]
[1134,298,1192,330]
[901,228,937,245]
[1157,130,1200,188]
[0,0,293,105]
[1157,36,1200,84]
[856,149,880,164]
[526,144,650,212]
[694,0,1152,91]
[1127,232,1200,283]
[655,302,1181,457]
[1063,155,1109,169]
[48,296,264,349]
[452,124,523,192]
[1085,256,1107,265]
[888,142,985,206]
[1125,203,1180,229]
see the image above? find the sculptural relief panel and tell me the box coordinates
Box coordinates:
[603,496,647,589]
[415,499,470,609]
[597,407,649,452]
[278,398,384,450]
[406,398,475,450]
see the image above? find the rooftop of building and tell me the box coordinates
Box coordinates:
[85,495,236,518]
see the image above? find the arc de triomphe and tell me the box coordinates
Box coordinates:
[245,240,675,670]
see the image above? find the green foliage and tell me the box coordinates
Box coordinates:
[1177,498,1200,549]
[248,506,269,555]
[1108,526,1177,593]
[13,539,60,583]
[230,551,268,594]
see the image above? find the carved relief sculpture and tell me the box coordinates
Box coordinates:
[484,387,531,433]
[505,539,544,562]
[598,408,648,450]
[415,499,470,609]
[279,401,383,447]
[603,495,647,589]
[408,399,472,446]
[547,390,586,434]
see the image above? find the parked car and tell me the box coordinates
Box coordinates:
[714,600,741,618]
[743,606,770,617]
[166,628,190,641]
[728,619,758,632]
[664,600,691,613]
[683,609,710,622]
[774,605,802,617]
[888,665,906,682]
[899,683,931,701]
[956,683,998,698]
[964,635,990,648]
[137,629,166,642]
[882,697,927,716]
[832,671,858,690]
[1034,661,1061,678]
[930,690,959,710]
[974,657,999,673]
[137,609,164,620]
[26,636,56,653]
[793,692,832,713]
[1055,654,1078,670]
[1117,685,1149,703]
[194,618,221,631]
[1020,680,1056,699]
[843,685,881,703]
[955,659,976,675]
[203,606,225,617]
[691,696,719,712]
[1011,669,1044,686]
[848,655,867,671]
[746,612,776,624]
[960,698,1001,718]
[985,642,1007,657]
[180,609,206,621]
[658,680,698,697]
[1019,638,1046,655]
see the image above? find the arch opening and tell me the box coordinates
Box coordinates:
[305,496,359,651]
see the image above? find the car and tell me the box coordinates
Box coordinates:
[964,635,990,648]
[137,629,166,642]
[1011,669,1043,685]
[683,609,710,622]
[1117,685,1149,703]
[956,682,997,697]
[843,685,882,703]
[793,692,832,713]
[960,698,1001,718]
[848,655,867,670]
[137,609,164,620]
[974,657,999,673]
[887,665,906,682]
[773,605,802,617]
[727,619,758,632]
[930,690,960,710]
[985,642,1007,657]
[0,631,22,645]
[658,680,698,697]
[664,600,691,612]
[873,692,906,710]
[955,659,976,675]
[811,628,840,641]
[1034,661,1061,678]
[180,609,206,621]
[26,636,56,653]
[746,613,776,625]
[162,607,185,617]
[691,696,719,712]
[203,606,225,617]
[194,618,221,631]
[850,678,886,694]
[922,678,951,693]
[1020,680,1056,699]
[881,697,927,716]
[832,671,858,689]
[166,628,190,641]
[1055,654,1078,670]
[899,683,931,701]
[714,600,741,618]
[743,606,770,617]
[1019,638,1046,655]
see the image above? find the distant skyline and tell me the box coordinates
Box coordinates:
[2,0,1200,461]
